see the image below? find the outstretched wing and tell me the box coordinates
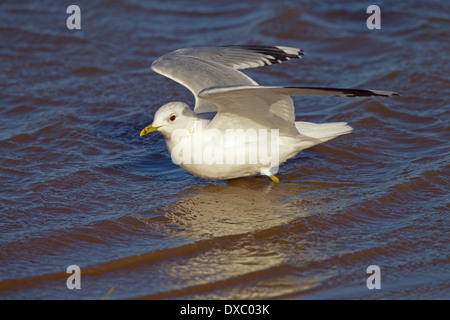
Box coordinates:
[198,85,399,133]
[151,46,303,114]
[200,85,398,103]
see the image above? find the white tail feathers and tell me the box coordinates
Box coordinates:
[295,121,353,143]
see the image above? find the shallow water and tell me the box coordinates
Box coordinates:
[0,0,449,299]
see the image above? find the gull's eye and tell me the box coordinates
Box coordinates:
[169,115,176,121]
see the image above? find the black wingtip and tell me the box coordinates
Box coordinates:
[282,86,400,98]
[371,90,400,97]
[243,45,304,65]
[329,88,400,98]
[223,45,304,66]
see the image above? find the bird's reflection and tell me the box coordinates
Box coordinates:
[161,177,304,239]
[133,177,328,299]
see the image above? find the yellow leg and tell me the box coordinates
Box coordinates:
[269,175,279,183]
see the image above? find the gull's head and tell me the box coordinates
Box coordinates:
[140,102,196,139]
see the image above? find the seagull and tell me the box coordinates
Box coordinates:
[140,45,397,183]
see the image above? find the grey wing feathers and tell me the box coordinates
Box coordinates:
[156,45,303,70]
[151,45,304,114]
[151,45,398,117]
[198,85,398,123]
[199,85,399,99]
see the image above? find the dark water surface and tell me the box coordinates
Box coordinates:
[0,0,449,299]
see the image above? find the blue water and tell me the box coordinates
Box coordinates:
[0,0,449,299]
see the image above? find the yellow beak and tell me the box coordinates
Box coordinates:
[140,123,161,137]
